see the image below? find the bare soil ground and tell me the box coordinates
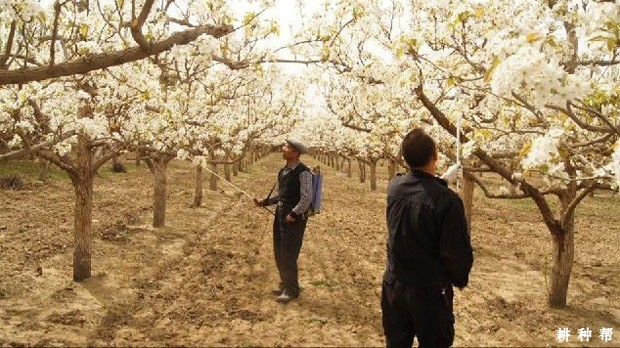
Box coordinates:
[0,153,618,347]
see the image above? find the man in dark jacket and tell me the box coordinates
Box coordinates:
[382,128,473,347]
[254,139,312,303]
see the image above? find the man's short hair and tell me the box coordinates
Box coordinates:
[401,128,437,169]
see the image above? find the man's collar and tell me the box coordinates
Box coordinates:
[286,160,300,169]
[411,168,434,177]
[411,169,447,186]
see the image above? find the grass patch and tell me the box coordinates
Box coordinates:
[309,279,336,288]
[584,194,620,207]
[504,197,557,211]
[307,315,329,324]
[0,157,148,183]
[0,159,69,182]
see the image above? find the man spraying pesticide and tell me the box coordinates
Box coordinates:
[201,139,321,304]
[253,139,318,304]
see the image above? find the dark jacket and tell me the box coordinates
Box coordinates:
[384,170,473,289]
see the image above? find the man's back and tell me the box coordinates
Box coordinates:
[382,128,473,347]
[385,170,473,289]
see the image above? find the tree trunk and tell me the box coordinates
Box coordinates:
[549,193,576,307]
[111,154,126,172]
[209,163,218,191]
[388,160,396,180]
[38,158,49,181]
[135,151,142,166]
[370,160,377,191]
[509,162,518,194]
[358,160,366,183]
[460,175,475,232]
[152,161,168,227]
[224,163,232,182]
[71,135,94,282]
[233,161,239,177]
[192,165,203,208]
[347,159,352,178]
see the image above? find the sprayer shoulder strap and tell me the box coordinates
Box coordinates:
[266,181,277,201]
[266,167,286,201]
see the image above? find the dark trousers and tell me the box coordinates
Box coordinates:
[273,207,307,297]
[381,280,455,348]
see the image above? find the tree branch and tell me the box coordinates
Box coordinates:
[415,83,564,235]
[92,144,125,171]
[342,120,372,133]
[511,92,547,125]
[571,100,620,136]
[270,58,324,65]
[575,59,619,66]
[130,0,155,52]
[33,148,78,176]
[50,1,63,67]
[167,16,196,27]
[0,131,75,162]
[563,184,597,226]
[469,173,529,199]
[330,17,355,48]
[0,21,16,70]
[26,98,51,132]
[545,102,611,133]
[571,133,613,148]
[0,24,234,85]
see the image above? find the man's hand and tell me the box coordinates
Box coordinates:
[441,163,462,184]
[253,198,264,207]
[285,214,296,223]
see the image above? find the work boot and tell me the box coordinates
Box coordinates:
[271,288,284,296]
[275,290,298,304]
